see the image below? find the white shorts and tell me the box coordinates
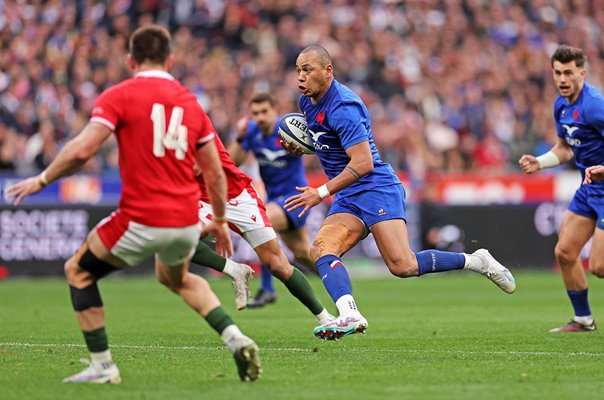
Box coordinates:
[96,209,201,267]
[199,184,276,249]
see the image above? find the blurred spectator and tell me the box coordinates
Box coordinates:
[1,0,603,181]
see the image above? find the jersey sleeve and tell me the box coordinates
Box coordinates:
[330,103,369,149]
[90,86,122,131]
[198,112,216,146]
[584,97,604,138]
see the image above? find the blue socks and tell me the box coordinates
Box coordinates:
[567,289,591,317]
[316,255,352,302]
[416,250,465,276]
[260,265,274,293]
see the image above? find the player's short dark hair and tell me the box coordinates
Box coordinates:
[551,45,587,68]
[249,93,275,106]
[129,25,171,65]
[300,45,332,67]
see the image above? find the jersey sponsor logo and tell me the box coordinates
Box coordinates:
[258,148,288,161]
[378,208,387,216]
[562,124,579,136]
[565,137,581,146]
[309,129,329,150]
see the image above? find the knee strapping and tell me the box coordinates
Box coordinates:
[70,283,103,311]
[312,223,357,260]
[79,249,118,279]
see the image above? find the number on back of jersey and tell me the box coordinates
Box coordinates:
[151,103,188,160]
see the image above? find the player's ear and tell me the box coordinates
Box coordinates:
[325,63,333,78]
[127,54,136,71]
[165,54,174,71]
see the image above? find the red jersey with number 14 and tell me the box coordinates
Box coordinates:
[91,70,215,227]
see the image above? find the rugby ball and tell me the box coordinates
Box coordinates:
[278,113,315,154]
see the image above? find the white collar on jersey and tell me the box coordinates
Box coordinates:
[134,70,175,80]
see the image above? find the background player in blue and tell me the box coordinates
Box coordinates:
[519,45,604,333]
[283,45,516,341]
[228,93,316,308]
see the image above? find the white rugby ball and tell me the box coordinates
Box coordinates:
[278,113,315,154]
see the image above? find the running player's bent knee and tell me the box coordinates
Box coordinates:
[311,223,356,261]
[79,249,119,279]
[70,283,103,311]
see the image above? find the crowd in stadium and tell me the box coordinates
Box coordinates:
[1,0,603,180]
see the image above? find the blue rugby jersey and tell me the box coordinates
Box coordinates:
[241,117,308,200]
[299,79,400,198]
[554,82,604,195]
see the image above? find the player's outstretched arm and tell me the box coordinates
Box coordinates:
[195,140,233,258]
[584,165,604,184]
[519,138,572,174]
[6,122,112,205]
[226,116,249,166]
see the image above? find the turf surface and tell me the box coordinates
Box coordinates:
[1,270,603,399]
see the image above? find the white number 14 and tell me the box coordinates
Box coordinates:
[151,103,188,160]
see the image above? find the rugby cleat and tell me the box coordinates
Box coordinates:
[549,319,597,333]
[313,315,368,341]
[469,249,516,294]
[247,289,277,309]
[231,336,262,381]
[63,359,121,384]
[232,263,254,310]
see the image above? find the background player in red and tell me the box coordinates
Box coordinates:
[227,93,317,308]
[190,134,334,326]
[7,25,261,383]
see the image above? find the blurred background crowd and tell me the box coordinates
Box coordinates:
[1,0,603,182]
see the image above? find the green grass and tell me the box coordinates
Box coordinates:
[1,270,603,400]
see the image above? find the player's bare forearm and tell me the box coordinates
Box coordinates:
[324,141,374,194]
[550,140,574,164]
[45,122,111,182]
[203,170,228,219]
[226,140,247,166]
[519,138,572,174]
[6,122,110,204]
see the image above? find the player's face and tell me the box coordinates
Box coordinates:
[296,51,333,103]
[552,60,585,103]
[249,101,277,135]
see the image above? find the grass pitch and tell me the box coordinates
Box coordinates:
[1,270,603,400]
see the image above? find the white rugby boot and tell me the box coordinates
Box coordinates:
[227,335,262,381]
[230,262,254,310]
[466,248,516,294]
[63,359,121,384]
[313,314,368,341]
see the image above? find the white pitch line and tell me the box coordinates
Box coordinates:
[1,342,603,358]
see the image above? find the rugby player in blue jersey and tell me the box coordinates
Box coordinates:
[520,45,604,333]
[228,93,316,308]
[283,45,516,341]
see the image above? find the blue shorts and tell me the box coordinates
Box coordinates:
[568,185,604,230]
[270,190,309,230]
[327,184,407,229]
